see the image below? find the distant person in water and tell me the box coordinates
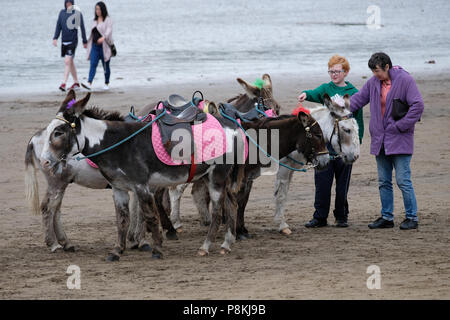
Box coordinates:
[53,0,87,92]
[82,2,114,91]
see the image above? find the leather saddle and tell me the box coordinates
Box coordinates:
[219,102,269,122]
[156,94,207,155]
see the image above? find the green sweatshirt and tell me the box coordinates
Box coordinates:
[303,81,364,143]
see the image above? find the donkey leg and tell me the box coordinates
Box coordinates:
[274,166,295,235]
[198,172,228,256]
[136,187,163,259]
[107,189,130,261]
[127,191,140,249]
[168,184,188,232]
[191,180,211,226]
[154,188,178,241]
[219,187,238,254]
[236,178,253,240]
[41,182,68,252]
[54,208,75,252]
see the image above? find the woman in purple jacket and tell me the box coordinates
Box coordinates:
[350,52,424,230]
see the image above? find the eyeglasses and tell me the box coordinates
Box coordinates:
[328,70,345,75]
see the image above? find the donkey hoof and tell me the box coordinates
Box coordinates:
[166,231,179,240]
[219,248,231,255]
[176,227,183,233]
[129,243,139,250]
[64,244,76,252]
[197,249,209,256]
[280,228,292,235]
[106,253,120,262]
[152,252,162,259]
[236,233,250,241]
[139,244,152,252]
[50,244,63,253]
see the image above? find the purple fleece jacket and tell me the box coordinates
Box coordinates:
[350,66,424,156]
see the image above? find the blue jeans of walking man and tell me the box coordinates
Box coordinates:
[375,148,418,221]
[88,43,110,84]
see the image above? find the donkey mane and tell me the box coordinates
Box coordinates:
[244,114,296,129]
[227,93,252,105]
[82,107,124,121]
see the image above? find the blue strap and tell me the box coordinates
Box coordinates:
[76,109,167,161]
[219,109,308,172]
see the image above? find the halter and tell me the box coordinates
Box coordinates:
[55,115,82,160]
[329,112,354,156]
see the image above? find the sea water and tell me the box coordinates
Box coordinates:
[0,0,449,94]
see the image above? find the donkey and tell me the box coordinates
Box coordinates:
[181,93,360,239]
[167,74,281,231]
[25,95,183,253]
[272,93,360,235]
[35,88,326,260]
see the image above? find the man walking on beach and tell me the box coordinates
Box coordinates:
[350,52,424,230]
[53,0,87,92]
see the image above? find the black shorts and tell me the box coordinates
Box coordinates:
[61,42,77,57]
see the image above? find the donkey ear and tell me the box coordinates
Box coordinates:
[297,111,310,128]
[343,94,351,111]
[237,78,260,98]
[72,92,91,116]
[206,101,220,117]
[262,74,272,91]
[61,89,76,107]
[323,93,332,108]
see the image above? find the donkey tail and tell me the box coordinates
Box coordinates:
[25,142,40,216]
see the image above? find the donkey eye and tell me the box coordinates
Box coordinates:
[343,128,351,134]
[53,131,64,138]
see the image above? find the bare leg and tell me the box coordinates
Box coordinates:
[63,56,71,84]
[191,180,211,226]
[70,58,79,84]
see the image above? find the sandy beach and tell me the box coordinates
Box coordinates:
[0,71,449,299]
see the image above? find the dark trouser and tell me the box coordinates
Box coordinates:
[88,43,110,84]
[313,158,352,221]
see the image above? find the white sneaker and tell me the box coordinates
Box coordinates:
[81,83,92,91]
[103,84,110,90]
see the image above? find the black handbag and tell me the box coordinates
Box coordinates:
[392,98,409,121]
[110,44,117,57]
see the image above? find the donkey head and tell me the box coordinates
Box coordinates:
[236,74,281,115]
[40,90,91,174]
[296,111,329,170]
[323,93,360,164]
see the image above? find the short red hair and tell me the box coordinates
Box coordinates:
[328,54,350,72]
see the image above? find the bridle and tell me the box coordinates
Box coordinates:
[302,120,329,165]
[54,115,82,163]
[329,112,354,156]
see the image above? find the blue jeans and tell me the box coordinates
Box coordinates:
[313,158,353,221]
[375,149,418,221]
[88,44,110,84]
